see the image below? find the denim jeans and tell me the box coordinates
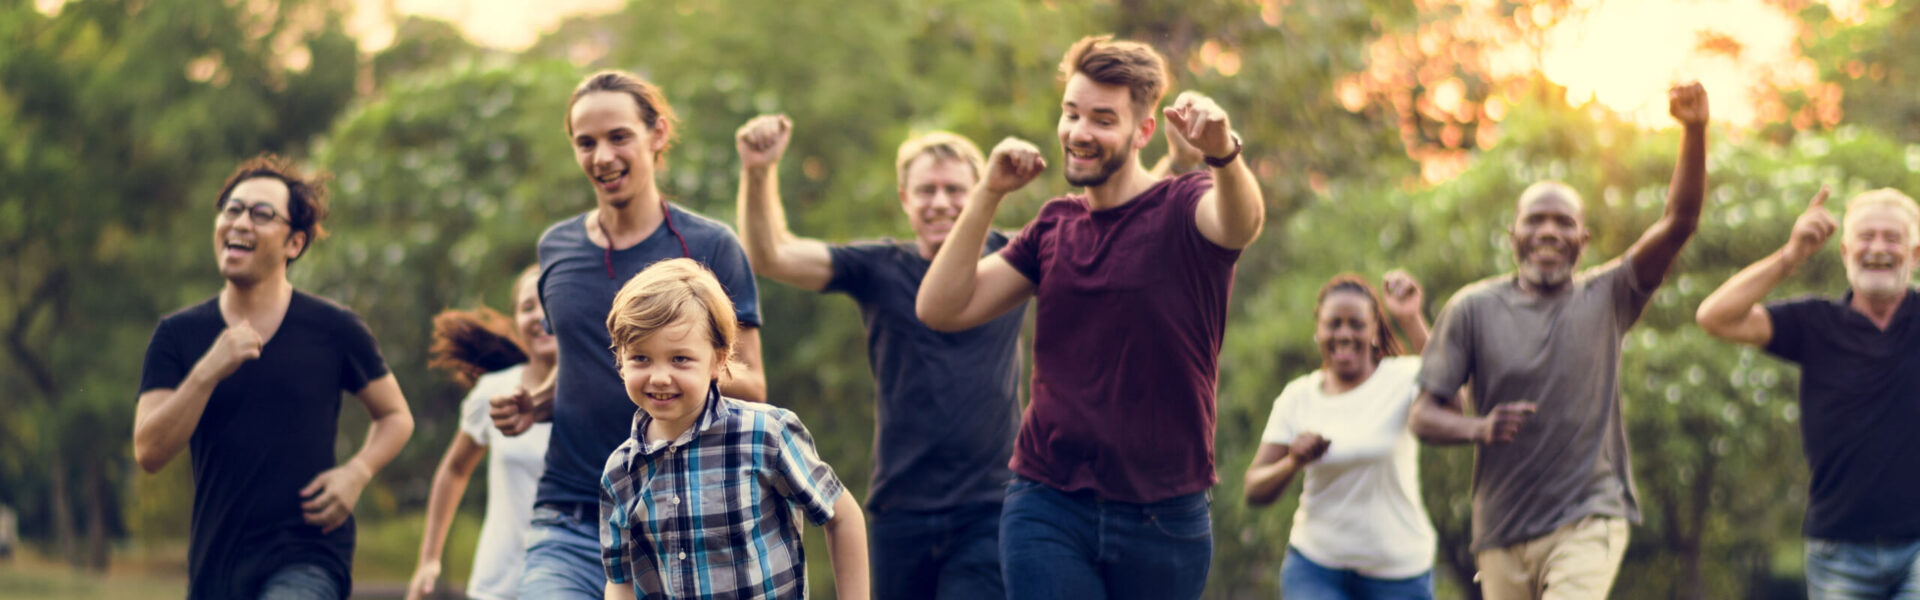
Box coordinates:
[1000,476,1212,600]
[1281,546,1433,600]
[870,502,1006,600]
[519,505,608,599]
[256,562,343,600]
[1806,536,1920,600]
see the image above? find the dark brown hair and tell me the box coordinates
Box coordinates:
[214,153,331,264]
[567,70,680,168]
[1057,35,1172,119]
[1316,274,1404,365]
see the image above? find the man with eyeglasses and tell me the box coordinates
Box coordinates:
[134,153,415,599]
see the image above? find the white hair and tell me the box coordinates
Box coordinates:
[1843,188,1920,245]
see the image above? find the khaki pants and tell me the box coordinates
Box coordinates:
[1475,516,1629,600]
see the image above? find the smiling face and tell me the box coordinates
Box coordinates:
[1842,203,1920,300]
[618,311,722,442]
[1057,74,1150,189]
[1315,291,1380,383]
[1510,184,1591,292]
[212,177,303,286]
[513,270,557,364]
[570,91,668,209]
[899,154,977,257]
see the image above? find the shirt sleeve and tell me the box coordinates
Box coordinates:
[1259,378,1305,446]
[600,447,634,584]
[764,409,845,526]
[138,318,189,395]
[1601,256,1656,327]
[1417,290,1476,403]
[1763,296,1821,363]
[458,373,501,445]
[704,230,764,328]
[334,308,391,394]
[823,243,875,297]
[997,210,1052,285]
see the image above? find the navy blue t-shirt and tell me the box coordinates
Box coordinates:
[823,232,1025,512]
[138,291,389,599]
[1765,289,1920,540]
[535,204,762,507]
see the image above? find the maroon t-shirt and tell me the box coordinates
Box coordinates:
[997,171,1240,503]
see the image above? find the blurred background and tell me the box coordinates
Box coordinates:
[2,0,1917,597]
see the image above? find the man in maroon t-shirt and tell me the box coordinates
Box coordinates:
[917,35,1266,600]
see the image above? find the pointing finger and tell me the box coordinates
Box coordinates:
[1809,186,1831,211]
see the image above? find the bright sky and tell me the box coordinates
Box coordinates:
[349,0,624,51]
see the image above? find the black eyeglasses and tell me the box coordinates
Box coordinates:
[218,200,290,226]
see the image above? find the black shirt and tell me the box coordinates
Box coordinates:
[138,291,390,599]
[824,232,1024,512]
[1766,289,1920,540]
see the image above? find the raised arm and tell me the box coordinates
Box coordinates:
[301,374,415,534]
[1381,270,1431,353]
[916,138,1041,332]
[735,114,835,292]
[1148,113,1204,179]
[1168,92,1266,250]
[1697,187,1834,347]
[134,320,263,473]
[1625,82,1709,291]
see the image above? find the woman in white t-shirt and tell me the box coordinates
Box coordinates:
[406,266,556,600]
[1245,271,1437,599]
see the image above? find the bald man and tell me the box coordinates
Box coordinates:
[1408,83,1709,600]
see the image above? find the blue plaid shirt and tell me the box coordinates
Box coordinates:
[600,387,846,599]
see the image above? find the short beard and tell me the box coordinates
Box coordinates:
[1064,133,1134,188]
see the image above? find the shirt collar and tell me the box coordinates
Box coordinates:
[632,381,727,455]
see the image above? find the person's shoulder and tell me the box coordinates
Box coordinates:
[1276,370,1321,402]
[1447,275,1512,306]
[290,289,363,322]
[537,213,589,248]
[157,295,221,327]
[471,365,526,392]
[1379,355,1423,379]
[1032,195,1092,220]
[665,203,740,241]
[721,397,807,432]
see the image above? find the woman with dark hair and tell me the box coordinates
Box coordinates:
[406,266,556,600]
[1244,271,1438,599]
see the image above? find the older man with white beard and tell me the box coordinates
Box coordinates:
[1697,187,1920,600]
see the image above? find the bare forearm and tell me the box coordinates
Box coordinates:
[1410,395,1483,445]
[416,454,476,563]
[824,494,870,600]
[348,411,414,479]
[1209,157,1266,246]
[133,366,222,472]
[916,187,1005,326]
[1244,455,1304,506]
[1698,250,1796,332]
[1666,124,1708,231]
[737,166,792,272]
[1396,313,1432,354]
[719,368,767,402]
[606,581,632,599]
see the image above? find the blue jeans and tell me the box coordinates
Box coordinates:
[520,505,608,599]
[1806,537,1920,600]
[256,563,343,600]
[1000,477,1212,600]
[871,502,1006,600]
[1281,546,1433,600]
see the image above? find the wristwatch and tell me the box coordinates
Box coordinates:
[1204,133,1243,168]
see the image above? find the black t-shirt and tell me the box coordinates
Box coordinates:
[138,291,389,599]
[823,232,1025,512]
[1765,289,1920,540]
[534,205,761,507]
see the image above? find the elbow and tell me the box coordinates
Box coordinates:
[1694,305,1732,340]
[133,439,169,474]
[914,301,960,333]
[1243,483,1278,507]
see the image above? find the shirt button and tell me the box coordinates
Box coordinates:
[678,551,688,560]
[671,496,681,505]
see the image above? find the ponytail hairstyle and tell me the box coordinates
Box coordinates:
[1315,274,1404,366]
[428,306,528,389]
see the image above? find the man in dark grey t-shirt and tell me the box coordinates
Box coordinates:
[735,118,1023,600]
[1410,83,1709,600]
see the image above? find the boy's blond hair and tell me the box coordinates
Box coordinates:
[605,258,739,381]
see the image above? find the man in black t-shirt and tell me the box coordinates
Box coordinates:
[735,119,1024,599]
[134,154,415,600]
[1698,187,1920,599]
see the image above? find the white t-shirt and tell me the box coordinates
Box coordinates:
[1259,355,1436,578]
[458,365,551,600]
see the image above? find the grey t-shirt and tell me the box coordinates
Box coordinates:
[1417,258,1652,552]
